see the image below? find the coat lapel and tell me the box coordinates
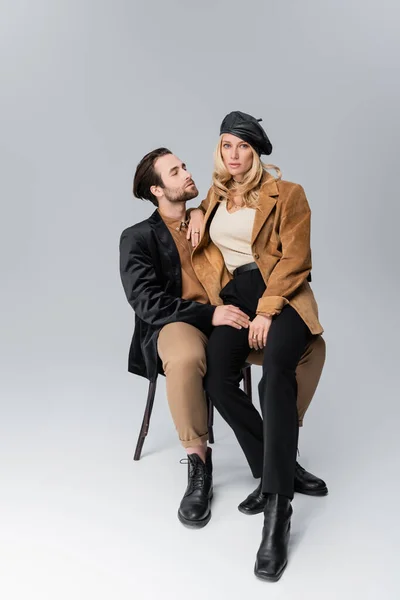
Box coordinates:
[148,210,182,291]
[193,192,220,254]
[251,175,279,244]
[197,173,280,247]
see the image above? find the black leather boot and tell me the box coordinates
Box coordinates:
[294,462,328,496]
[254,494,292,582]
[238,481,266,515]
[178,447,213,528]
[239,462,328,515]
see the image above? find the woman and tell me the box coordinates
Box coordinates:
[189,111,324,582]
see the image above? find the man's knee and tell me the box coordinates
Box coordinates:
[163,347,207,378]
[299,335,326,369]
[296,335,326,424]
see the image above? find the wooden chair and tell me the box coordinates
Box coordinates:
[134,364,253,460]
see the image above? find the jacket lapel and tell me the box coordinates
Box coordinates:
[193,193,220,254]
[197,174,280,247]
[251,175,279,244]
[148,210,182,290]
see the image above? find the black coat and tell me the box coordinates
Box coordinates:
[119,210,216,381]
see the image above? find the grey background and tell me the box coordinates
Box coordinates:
[1,0,399,598]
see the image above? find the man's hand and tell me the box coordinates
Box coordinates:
[212,305,250,330]
[248,314,273,350]
[187,208,205,248]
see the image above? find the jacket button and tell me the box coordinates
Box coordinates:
[253,253,259,260]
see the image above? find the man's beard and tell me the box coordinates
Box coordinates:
[163,183,199,203]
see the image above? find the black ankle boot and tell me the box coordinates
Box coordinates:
[294,462,328,496]
[239,461,327,516]
[178,447,213,528]
[254,494,292,582]
[238,481,267,515]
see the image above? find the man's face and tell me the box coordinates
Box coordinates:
[153,154,199,202]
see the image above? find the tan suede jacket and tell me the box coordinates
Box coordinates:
[191,172,323,335]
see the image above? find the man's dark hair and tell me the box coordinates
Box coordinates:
[133,147,172,206]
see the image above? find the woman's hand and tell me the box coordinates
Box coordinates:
[187,209,205,248]
[248,314,273,350]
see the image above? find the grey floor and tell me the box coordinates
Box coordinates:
[1,347,399,600]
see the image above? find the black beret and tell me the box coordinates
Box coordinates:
[220,110,272,156]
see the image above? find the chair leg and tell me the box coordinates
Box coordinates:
[242,365,253,402]
[206,393,215,444]
[134,379,157,461]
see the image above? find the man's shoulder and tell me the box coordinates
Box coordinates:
[120,211,160,243]
[121,219,150,239]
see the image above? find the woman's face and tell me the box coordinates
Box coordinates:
[221,134,253,181]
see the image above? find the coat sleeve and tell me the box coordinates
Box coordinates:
[256,184,312,316]
[186,189,212,219]
[120,228,216,329]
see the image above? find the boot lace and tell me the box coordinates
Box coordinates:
[180,457,206,491]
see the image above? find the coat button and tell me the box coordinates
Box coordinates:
[253,253,259,260]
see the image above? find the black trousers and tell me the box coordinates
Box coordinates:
[204,269,312,499]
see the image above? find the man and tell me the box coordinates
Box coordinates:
[119,148,327,529]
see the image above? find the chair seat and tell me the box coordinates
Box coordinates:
[246,350,264,366]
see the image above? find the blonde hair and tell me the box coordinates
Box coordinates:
[212,135,282,208]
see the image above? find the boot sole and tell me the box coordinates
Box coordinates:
[294,486,328,497]
[254,561,287,582]
[238,504,265,516]
[177,509,212,529]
